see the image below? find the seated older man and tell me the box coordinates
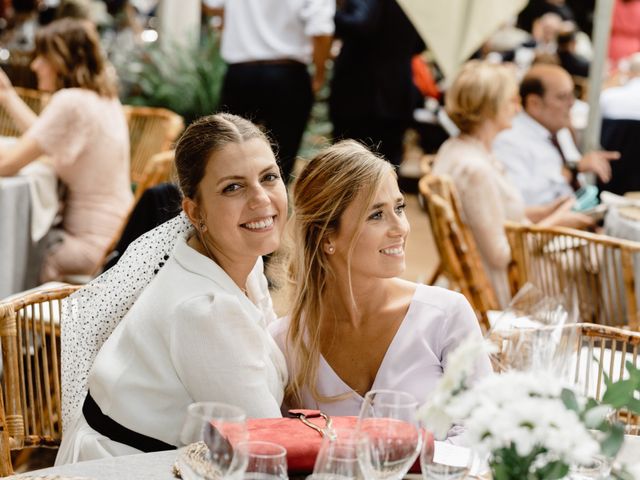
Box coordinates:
[493,64,619,209]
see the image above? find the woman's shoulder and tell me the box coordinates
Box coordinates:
[434,137,494,177]
[411,284,470,313]
[49,87,95,102]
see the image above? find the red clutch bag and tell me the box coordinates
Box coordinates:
[246,409,422,474]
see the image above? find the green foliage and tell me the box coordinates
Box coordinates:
[561,361,640,460]
[492,363,640,479]
[121,31,226,124]
[489,445,569,480]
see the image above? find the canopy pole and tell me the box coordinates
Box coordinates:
[582,0,614,153]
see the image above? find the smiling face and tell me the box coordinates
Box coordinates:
[328,172,410,280]
[187,138,287,264]
[30,55,58,92]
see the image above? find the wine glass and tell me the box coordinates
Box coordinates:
[178,402,249,480]
[355,390,423,480]
[311,428,364,480]
[236,441,288,480]
[420,431,471,480]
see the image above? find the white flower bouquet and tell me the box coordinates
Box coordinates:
[418,335,640,480]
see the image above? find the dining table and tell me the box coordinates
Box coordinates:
[0,136,57,300]
[11,435,640,479]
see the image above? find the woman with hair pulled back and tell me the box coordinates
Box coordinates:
[57,113,288,463]
[0,18,132,281]
[270,140,491,440]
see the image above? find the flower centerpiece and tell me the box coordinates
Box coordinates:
[418,337,640,480]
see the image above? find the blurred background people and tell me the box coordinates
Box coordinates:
[213,0,334,183]
[329,0,424,167]
[493,64,619,208]
[609,0,640,67]
[0,18,132,282]
[557,27,590,78]
[433,62,586,306]
[599,52,640,194]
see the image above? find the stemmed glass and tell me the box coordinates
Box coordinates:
[310,428,364,480]
[179,402,249,480]
[355,390,423,480]
[236,441,288,480]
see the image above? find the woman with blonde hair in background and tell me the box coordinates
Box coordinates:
[270,140,491,441]
[433,60,591,307]
[0,17,132,281]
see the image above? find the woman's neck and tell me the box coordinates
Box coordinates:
[324,275,395,328]
[187,234,253,294]
[467,120,500,151]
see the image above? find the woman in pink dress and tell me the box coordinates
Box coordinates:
[609,0,640,66]
[270,141,492,438]
[0,18,132,281]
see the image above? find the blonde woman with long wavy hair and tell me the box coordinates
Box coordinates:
[270,140,491,437]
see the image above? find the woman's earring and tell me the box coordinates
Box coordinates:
[327,245,335,254]
[199,221,207,233]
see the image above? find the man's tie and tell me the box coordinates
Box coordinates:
[550,133,580,191]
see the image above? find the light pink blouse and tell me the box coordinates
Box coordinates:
[270,285,492,417]
[433,136,527,307]
[26,88,132,277]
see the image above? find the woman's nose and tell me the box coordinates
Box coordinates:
[249,184,270,208]
[389,213,409,237]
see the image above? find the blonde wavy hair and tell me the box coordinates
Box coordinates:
[284,140,395,407]
[445,60,518,134]
[35,18,117,97]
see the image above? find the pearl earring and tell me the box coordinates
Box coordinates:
[199,221,207,233]
[327,245,335,254]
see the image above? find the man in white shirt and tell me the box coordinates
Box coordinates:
[209,0,334,183]
[601,53,640,120]
[493,64,619,207]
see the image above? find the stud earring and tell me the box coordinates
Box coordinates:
[327,245,335,254]
[199,221,207,233]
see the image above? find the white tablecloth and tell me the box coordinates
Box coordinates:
[12,449,178,479]
[11,437,640,479]
[0,175,43,299]
[0,136,57,300]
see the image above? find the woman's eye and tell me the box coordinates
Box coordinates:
[395,203,407,214]
[262,172,280,182]
[222,183,242,193]
[368,211,383,220]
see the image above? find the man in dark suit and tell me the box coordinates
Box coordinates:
[329,0,424,167]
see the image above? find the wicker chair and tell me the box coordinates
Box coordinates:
[418,174,497,331]
[0,87,47,137]
[0,284,80,476]
[134,150,176,201]
[123,105,184,194]
[505,222,640,330]
[491,323,640,434]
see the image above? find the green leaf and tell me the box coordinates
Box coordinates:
[561,388,579,412]
[600,423,625,457]
[534,460,569,480]
[602,380,637,408]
